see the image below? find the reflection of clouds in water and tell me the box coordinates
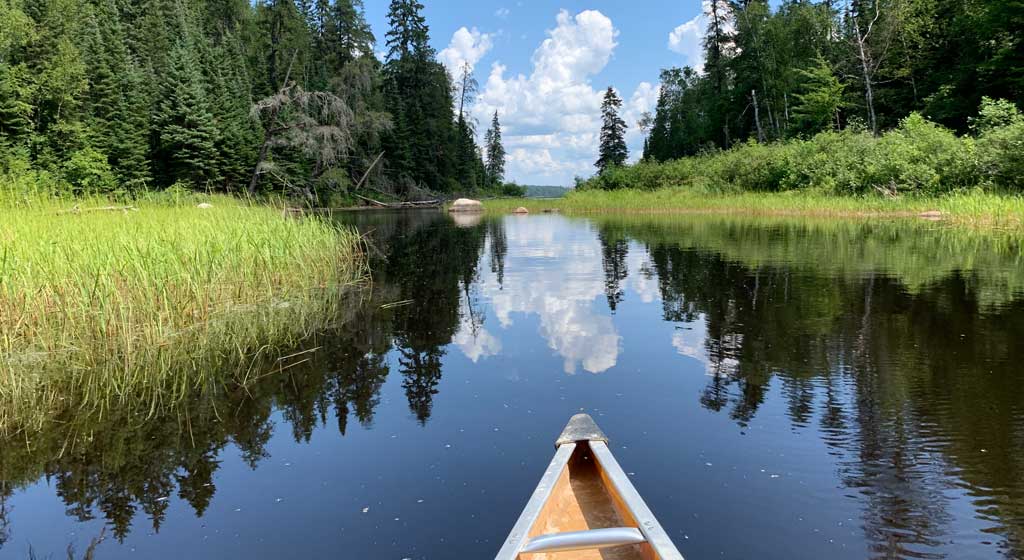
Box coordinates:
[453,324,502,362]
[453,298,502,362]
[626,244,660,304]
[453,273,503,362]
[672,315,709,364]
[477,217,621,374]
[538,295,619,374]
[672,315,739,376]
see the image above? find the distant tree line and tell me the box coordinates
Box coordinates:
[641,0,1023,161]
[0,0,507,201]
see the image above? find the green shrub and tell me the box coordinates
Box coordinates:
[60,147,118,195]
[699,140,795,192]
[977,120,1024,191]
[584,160,702,191]
[784,130,877,194]
[0,150,56,206]
[971,97,1023,134]
[578,112,1006,196]
[974,99,1024,192]
[501,182,527,197]
[871,113,977,194]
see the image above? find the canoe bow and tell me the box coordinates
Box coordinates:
[495,414,684,560]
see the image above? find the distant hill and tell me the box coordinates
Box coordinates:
[523,185,570,198]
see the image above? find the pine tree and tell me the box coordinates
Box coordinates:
[114,61,152,189]
[381,0,457,193]
[484,111,505,187]
[596,87,628,173]
[384,0,428,61]
[82,0,152,188]
[453,62,481,190]
[328,0,374,69]
[703,0,735,146]
[0,65,34,149]
[154,40,220,187]
[207,42,257,190]
[258,0,309,94]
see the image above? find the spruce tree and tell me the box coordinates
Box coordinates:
[596,87,628,173]
[381,0,457,193]
[484,110,505,187]
[703,0,735,146]
[204,37,258,190]
[0,65,34,149]
[114,61,152,189]
[328,0,374,69]
[384,0,428,61]
[453,62,480,190]
[154,40,220,187]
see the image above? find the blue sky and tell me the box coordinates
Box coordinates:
[363,1,715,186]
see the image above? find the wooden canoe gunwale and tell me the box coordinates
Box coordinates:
[495,414,684,560]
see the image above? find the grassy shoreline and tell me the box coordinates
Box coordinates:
[0,195,365,435]
[484,189,1024,230]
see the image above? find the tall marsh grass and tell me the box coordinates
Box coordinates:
[0,195,365,435]
[485,189,1024,229]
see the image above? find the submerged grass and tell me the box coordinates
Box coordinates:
[0,194,365,435]
[484,189,1024,230]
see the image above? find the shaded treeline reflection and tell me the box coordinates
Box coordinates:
[595,216,1024,557]
[0,210,488,544]
[3,212,1024,559]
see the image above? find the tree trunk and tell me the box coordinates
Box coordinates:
[784,92,791,130]
[752,89,765,143]
[858,36,878,136]
[853,4,882,136]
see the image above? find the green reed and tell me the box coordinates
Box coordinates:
[0,195,365,435]
[484,189,1024,230]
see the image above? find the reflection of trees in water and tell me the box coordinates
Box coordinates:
[623,219,1024,559]
[0,211,499,547]
[380,212,489,423]
[398,347,445,424]
[598,231,629,313]
[0,483,10,549]
[488,219,508,288]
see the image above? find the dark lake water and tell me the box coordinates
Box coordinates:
[4,210,1024,559]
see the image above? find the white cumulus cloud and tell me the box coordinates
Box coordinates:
[439,27,494,76]
[495,7,510,18]
[473,10,622,185]
[667,1,736,73]
[668,16,705,72]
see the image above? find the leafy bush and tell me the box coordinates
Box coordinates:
[0,149,56,206]
[871,113,978,195]
[784,129,877,193]
[974,99,1024,191]
[501,182,527,197]
[977,120,1024,191]
[583,160,702,191]
[60,147,118,195]
[698,140,795,192]
[580,106,1019,196]
[971,97,1023,134]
